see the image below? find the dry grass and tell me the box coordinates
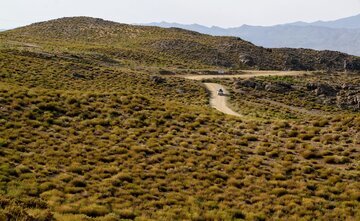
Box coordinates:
[0,17,359,220]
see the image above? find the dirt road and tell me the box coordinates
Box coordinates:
[184,71,304,80]
[184,71,305,117]
[204,83,242,117]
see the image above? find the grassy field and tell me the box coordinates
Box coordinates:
[0,17,359,221]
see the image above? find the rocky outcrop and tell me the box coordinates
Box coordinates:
[150,75,166,84]
[235,79,293,93]
[235,79,256,88]
[336,91,360,110]
[239,54,255,66]
[265,82,292,93]
[235,79,264,90]
[159,70,175,75]
[306,82,360,110]
[235,77,360,111]
[72,73,86,79]
[306,83,338,96]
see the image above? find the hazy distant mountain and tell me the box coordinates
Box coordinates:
[0,29,5,32]
[144,22,228,36]
[288,14,360,29]
[145,14,360,56]
[234,25,360,56]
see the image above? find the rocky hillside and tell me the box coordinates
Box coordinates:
[233,73,360,112]
[1,17,360,71]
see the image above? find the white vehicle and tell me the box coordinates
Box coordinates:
[217,88,225,96]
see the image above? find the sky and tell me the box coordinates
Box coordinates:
[0,0,359,29]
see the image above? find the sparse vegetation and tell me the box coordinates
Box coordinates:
[0,17,359,220]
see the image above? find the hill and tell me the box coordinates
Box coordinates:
[0,17,359,220]
[2,16,360,71]
[146,14,360,56]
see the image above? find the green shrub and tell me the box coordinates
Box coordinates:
[0,138,9,147]
[38,182,56,193]
[324,156,350,164]
[79,204,109,217]
[302,150,323,159]
[116,209,137,219]
[298,133,315,141]
[313,119,329,127]
[232,210,246,219]
[271,188,288,197]
[111,173,134,186]
[70,179,87,188]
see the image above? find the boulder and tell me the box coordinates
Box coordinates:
[240,80,257,88]
[341,83,358,90]
[150,75,166,84]
[234,79,264,89]
[264,82,292,93]
[72,73,86,79]
[314,85,337,96]
[159,70,175,75]
[239,54,255,66]
[306,83,318,91]
[336,93,360,110]
[306,83,338,96]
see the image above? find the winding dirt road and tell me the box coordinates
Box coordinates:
[204,83,243,117]
[184,71,304,80]
[184,71,305,117]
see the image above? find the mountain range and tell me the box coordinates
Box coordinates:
[144,14,360,56]
[288,14,360,29]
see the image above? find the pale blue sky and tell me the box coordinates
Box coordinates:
[0,0,359,29]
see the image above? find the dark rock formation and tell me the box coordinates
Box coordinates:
[306,83,338,96]
[150,75,166,84]
[264,82,293,93]
[159,70,175,75]
[239,54,255,66]
[72,73,86,79]
[336,91,360,110]
[235,79,264,89]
